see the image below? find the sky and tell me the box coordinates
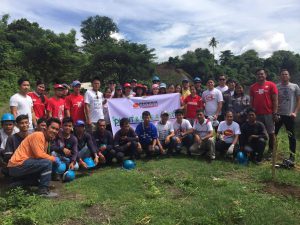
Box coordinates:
[1,0,300,62]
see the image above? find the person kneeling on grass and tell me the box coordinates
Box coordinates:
[190,109,215,160]
[135,111,161,157]
[173,109,194,155]
[7,117,61,198]
[156,111,176,155]
[216,111,241,158]
[73,120,101,169]
[2,115,30,176]
[114,118,142,162]
[240,108,268,164]
[92,119,115,164]
[50,117,78,181]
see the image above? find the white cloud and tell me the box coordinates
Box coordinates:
[242,32,291,58]
[1,0,299,62]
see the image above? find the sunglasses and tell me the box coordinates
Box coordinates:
[95,92,99,99]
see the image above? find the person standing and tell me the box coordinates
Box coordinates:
[202,79,223,123]
[181,79,191,99]
[65,80,85,124]
[84,77,104,133]
[46,84,65,122]
[10,77,36,131]
[250,68,278,159]
[216,74,228,93]
[275,69,300,161]
[27,80,48,120]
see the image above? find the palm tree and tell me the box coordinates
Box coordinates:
[209,37,219,65]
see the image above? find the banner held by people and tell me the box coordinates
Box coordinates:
[108,93,180,135]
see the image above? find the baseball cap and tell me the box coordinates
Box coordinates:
[123,83,131,88]
[131,79,137,83]
[116,85,122,90]
[161,111,169,116]
[152,84,159,89]
[194,77,202,83]
[71,80,81,87]
[75,120,85,127]
[53,84,64,89]
[152,75,160,82]
[159,83,167,89]
[182,78,189,83]
[62,83,70,89]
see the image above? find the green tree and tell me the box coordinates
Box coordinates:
[209,37,218,64]
[80,16,119,45]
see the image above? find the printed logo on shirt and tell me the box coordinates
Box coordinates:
[223,129,234,137]
[205,94,215,101]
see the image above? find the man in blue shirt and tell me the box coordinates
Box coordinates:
[135,111,159,157]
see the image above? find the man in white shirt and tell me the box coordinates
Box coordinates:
[216,111,241,156]
[202,79,223,121]
[10,77,36,131]
[84,77,104,133]
[156,111,175,155]
[190,109,215,160]
[216,74,228,93]
[173,109,194,155]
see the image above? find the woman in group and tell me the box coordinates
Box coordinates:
[183,85,204,126]
[167,84,175,94]
[134,84,146,97]
[113,85,123,98]
[231,83,250,125]
[175,84,184,106]
[151,84,160,95]
[103,87,112,131]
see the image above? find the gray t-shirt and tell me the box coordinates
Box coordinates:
[277,82,300,115]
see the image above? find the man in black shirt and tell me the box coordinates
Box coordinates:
[240,109,268,164]
[74,120,101,168]
[92,119,114,164]
[114,118,142,162]
[2,115,30,176]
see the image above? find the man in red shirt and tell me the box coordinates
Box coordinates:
[46,84,65,121]
[250,68,278,159]
[65,80,85,123]
[28,80,48,120]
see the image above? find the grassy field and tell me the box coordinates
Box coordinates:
[1,128,300,225]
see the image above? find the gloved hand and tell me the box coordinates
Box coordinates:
[227,144,235,155]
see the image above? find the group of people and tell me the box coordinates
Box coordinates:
[0,68,299,198]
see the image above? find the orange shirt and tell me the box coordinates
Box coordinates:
[8,132,55,167]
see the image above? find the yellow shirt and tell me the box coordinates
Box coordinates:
[182,88,191,99]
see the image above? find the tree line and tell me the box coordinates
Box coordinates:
[1,14,299,104]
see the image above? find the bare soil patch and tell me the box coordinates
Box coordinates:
[263,181,300,199]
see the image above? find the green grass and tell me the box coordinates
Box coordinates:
[1,130,300,225]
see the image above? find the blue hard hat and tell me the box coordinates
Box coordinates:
[1,113,15,122]
[55,161,67,174]
[152,75,160,82]
[83,157,96,169]
[123,160,136,170]
[62,170,75,182]
[236,151,248,165]
[75,120,85,127]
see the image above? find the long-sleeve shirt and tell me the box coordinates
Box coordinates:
[240,121,268,147]
[114,127,139,147]
[8,132,55,167]
[92,130,113,151]
[3,133,25,163]
[50,132,78,162]
[75,131,97,154]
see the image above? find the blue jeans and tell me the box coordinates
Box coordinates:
[9,159,52,189]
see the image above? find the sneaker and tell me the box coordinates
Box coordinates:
[38,188,58,198]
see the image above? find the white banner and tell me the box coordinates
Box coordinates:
[108,93,181,135]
